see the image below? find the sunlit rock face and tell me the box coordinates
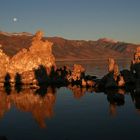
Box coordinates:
[0,49,9,77]
[108,58,119,80]
[68,64,85,81]
[133,47,140,64]
[9,31,56,74]
[0,31,56,84]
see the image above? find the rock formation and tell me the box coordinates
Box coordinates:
[9,31,55,74]
[132,46,140,64]
[108,58,119,81]
[130,47,140,78]
[68,64,85,82]
[0,49,9,77]
[0,31,56,84]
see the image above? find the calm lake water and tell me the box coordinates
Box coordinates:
[0,60,140,140]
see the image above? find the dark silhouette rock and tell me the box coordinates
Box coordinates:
[120,70,135,84]
[4,73,11,95]
[130,47,140,79]
[131,63,140,79]
[14,73,23,93]
[97,72,118,90]
[106,89,125,106]
[34,65,49,85]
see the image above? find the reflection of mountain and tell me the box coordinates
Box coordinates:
[0,31,139,60]
[0,87,56,128]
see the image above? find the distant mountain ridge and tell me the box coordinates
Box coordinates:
[0,31,139,60]
[0,31,33,36]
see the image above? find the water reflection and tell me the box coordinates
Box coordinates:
[14,73,23,93]
[0,83,140,130]
[68,85,94,99]
[0,136,8,140]
[105,89,125,117]
[0,91,10,120]
[130,90,140,113]
[4,73,11,95]
[0,86,56,128]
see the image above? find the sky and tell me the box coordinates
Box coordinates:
[0,0,140,43]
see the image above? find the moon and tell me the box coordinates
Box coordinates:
[13,17,18,22]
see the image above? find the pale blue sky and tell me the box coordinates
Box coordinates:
[0,0,140,43]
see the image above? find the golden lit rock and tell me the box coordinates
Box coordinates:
[108,58,115,72]
[70,64,85,81]
[0,49,10,78]
[108,58,119,81]
[0,30,56,84]
[133,47,140,64]
[9,30,55,75]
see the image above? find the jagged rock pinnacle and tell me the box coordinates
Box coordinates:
[0,30,56,84]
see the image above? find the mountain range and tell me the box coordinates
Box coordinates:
[0,31,139,61]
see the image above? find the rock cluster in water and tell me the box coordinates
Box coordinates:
[0,30,140,91]
[96,46,140,92]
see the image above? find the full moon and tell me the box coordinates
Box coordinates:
[13,17,18,22]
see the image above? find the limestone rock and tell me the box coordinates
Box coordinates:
[108,58,119,81]
[113,63,119,81]
[70,64,85,81]
[0,30,56,84]
[8,31,55,74]
[133,47,140,64]
[0,49,10,78]
[108,58,115,72]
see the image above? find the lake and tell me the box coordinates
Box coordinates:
[0,60,140,140]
